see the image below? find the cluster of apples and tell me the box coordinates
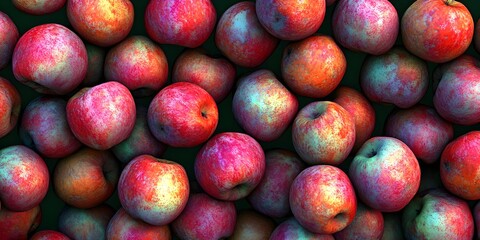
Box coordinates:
[1,0,480,239]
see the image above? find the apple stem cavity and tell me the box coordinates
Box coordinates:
[445,0,455,5]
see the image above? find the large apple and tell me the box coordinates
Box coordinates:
[106,208,171,240]
[0,77,21,138]
[0,11,18,70]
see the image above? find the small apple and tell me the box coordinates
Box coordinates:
[30,230,70,240]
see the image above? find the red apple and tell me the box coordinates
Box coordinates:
[0,77,21,138]
[106,208,171,240]
[229,210,275,240]
[0,11,19,70]
[30,230,70,240]
[0,205,41,240]
[12,0,66,15]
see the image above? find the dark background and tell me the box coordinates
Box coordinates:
[1,0,479,235]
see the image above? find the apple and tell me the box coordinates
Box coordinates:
[270,218,334,240]
[440,131,480,200]
[232,69,298,142]
[148,82,218,148]
[292,101,355,165]
[402,188,474,239]
[0,11,18,70]
[145,0,216,48]
[67,0,134,47]
[106,208,171,240]
[0,205,41,240]
[290,165,357,234]
[360,47,429,109]
[0,145,49,212]
[194,132,265,201]
[58,204,115,240]
[30,230,70,240]
[215,1,279,68]
[0,77,21,138]
[247,149,305,218]
[332,0,398,55]
[12,23,87,95]
[66,81,136,150]
[333,202,384,240]
[12,0,65,15]
[281,35,346,98]
[19,96,82,159]
[171,193,236,240]
[255,0,326,41]
[384,104,454,164]
[118,155,190,226]
[82,43,105,87]
[229,210,275,240]
[104,35,169,97]
[402,0,474,63]
[349,137,421,212]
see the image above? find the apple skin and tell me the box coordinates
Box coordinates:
[440,131,480,200]
[292,101,355,165]
[66,81,136,150]
[145,0,216,48]
[401,0,474,63]
[0,77,21,138]
[12,0,65,15]
[0,205,41,240]
[82,43,105,87]
[0,12,19,70]
[12,23,87,95]
[118,155,190,226]
[332,0,398,55]
[172,48,236,103]
[349,137,421,212]
[106,208,171,240]
[255,0,326,41]
[229,210,275,240]
[215,1,279,68]
[290,165,357,234]
[148,82,218,148]
[333,202,384,240]
[171,193,236,240]
[402,188,474,240]
[104,35,169,97]
[30,230,70,240]
[332,86,375,152]
[232,69,298,142]
[270,218,334,240]
[58,204,115,240]
[194,132,265,201]
[67,0,133,47]
[281,35,346,98]
[360,47,429,109]
[384,104,454,164]
[247,149,305,218]
[0,145,49,212]
[433,54,480,125]
[19,96,82,159]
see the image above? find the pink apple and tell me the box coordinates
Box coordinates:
[333,202,384,240]
[270,218,334,240]
[0,11,19,70]
[0,205,41,240]
[229,210,275,240]
[0,77,21,138]
[58,204,115,240]
[30,230,70,240]
[12,0,66,15]
[106,208,171,240]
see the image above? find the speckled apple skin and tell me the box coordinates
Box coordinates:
[118,155,190,226]
[53,148,119,209]
[270,218,335,240]
[66,81,136,150]
[0,145,48,212]
[233,69,298,142]
[229,210,275,240]
[281,35,346,98]
[433,54,480,125]
[58,204,115,240]
[0,77,21,138]
[19,97,82,159]
[215,1,279,68]
[172,193,236,240]
[172,48,236,103]
[349,137,421,212]
[247,149,305,218]
[385,104,454,164]
[333,202,384,240]
[332,0,398,55]
[256,0,325,41]
[145,0,216,48]
[0,205,41,240]
[440,131,480,200]
[0,12,19,70]
[290,165,357,234]
[402,0,473,63]
[30,230,70,240]
[360,47,429,109]
[12,0,66,15]
[292,101,355,165]
[67,0,133,47]
[148,82,218,148]
[82,43,105,87]
[194,132,265,201]
[12,23,87,95]
[104,35,168,97]
[106,208,171,240]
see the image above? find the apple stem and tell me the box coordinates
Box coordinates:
[445,0,454,5]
